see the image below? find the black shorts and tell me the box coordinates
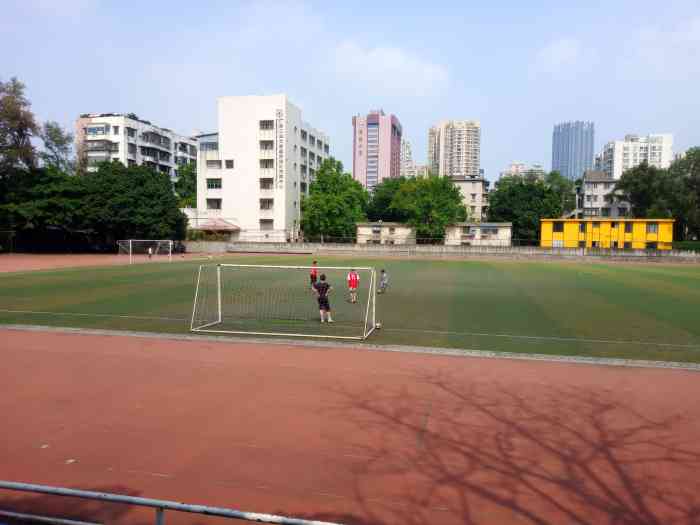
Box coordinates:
[317,297,330,311]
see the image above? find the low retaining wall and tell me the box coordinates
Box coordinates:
[185,241,700,262]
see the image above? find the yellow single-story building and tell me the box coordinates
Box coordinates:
[540,218,674,250]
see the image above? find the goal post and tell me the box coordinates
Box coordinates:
[191,264,378,340]
[117,239,173,264]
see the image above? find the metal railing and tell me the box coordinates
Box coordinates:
[0,481,344,525]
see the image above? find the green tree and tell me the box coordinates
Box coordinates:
[366,177,410,222]
[487,176,563,243]
[39,121,74,172]
[389,175,467,242]
[0,77,38,172]
[613,162,674,218]
[301,158,368,241]
[174,161,197,208]
[667,148,700,240]
[81,161,186,243]
[544,170,576,214]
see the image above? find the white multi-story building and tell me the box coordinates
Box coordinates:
[576,170,630,218]
[399,139,417,178]
[195,95,330,242]
[454,177,490,222]
[499,161,546,180]
[75,113,197,178]
[427,120,480,179]
[595,134,673,179]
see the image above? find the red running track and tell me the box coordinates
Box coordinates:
[1,328,699,524]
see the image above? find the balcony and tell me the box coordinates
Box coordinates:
[258,129,274,140]
[259,167,275,177]
[259,149,275,159]
[259,208,274,219]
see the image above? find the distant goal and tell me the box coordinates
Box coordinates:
[117,239,173,264]
[191,264,378,340]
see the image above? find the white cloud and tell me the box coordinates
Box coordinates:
[534,38,583,73]
[332,41,449,97]
[634,17,700,76]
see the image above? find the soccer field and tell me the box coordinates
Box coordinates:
[1,254,699,363]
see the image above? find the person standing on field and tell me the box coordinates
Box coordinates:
[309,260,318,288]
[378,269,389,294]
[313,273,334,323]
[148,246,153,260]
[347,269,360,303]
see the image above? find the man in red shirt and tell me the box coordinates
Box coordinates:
[347,269,360,303]
[309,260,318,289]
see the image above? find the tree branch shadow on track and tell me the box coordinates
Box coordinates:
[296,371,700,525]
[0,486,139,524]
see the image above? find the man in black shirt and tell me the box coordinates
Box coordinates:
[312,273,334,323]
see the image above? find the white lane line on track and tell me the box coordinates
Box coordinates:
[2,308,699,350]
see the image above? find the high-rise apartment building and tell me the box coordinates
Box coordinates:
[551,121,594,180]
[400,139,417,178]
[75,113,197,178]
[196,95,330,242]
[352,110,402,190]
[427,120,480,179]
[594,134,673,179]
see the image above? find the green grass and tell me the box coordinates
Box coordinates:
[1,254,700,363]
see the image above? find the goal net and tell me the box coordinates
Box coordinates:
[191,264,377,340]
[117,239,173,264]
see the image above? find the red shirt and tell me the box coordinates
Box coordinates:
[347,271,360,289]
[310,267,318,280]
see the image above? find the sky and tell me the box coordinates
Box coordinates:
[2,0,699,180]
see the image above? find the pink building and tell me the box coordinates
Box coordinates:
[352,110,402,190]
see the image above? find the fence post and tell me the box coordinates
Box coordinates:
[155,507,164,525]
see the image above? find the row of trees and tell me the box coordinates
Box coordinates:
[1,77,187,251]
[301,160,467,242]
[614,151,700,240]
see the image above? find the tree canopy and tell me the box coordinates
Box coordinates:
[488,176,563,243]
[389,175,467,242]
[174,162,197,208]
[39,121,74,173]
[0,77,38,172]
[301,158,369,241]
[366,177,410,222]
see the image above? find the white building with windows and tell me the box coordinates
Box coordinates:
[356,222,416,245]
[195,95,330,242]
[576,170,630,218]
[595,134,673,179]
[499,161,545,180]
[454,178,490,222]
[75,113,197,178]
[427,120,481,179]
[444,222,512,246]
[400,139,417,178]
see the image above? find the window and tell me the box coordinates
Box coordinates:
[206,178,222,189]
[618,208,628,216]
[260,159,274,169]
[579,223,585,233]
[610,222,617,228]
[646,242,658,250]
[260,178,274,190]
[389,227,396,234]
[646,222,659,234]
[470,206,476,213]
[113,126,119,135]
[592,241,599,248]
[86,126,106,135]
[260,140,274,150]
[601,208,610,217]
[225,159,234,169]
[593,222,600,228]
[127,127,136,138]
[201,142,218,151]
[260,198,274,210]
[553,223,564,232]
[471,193,477,201]
[206,198,222,210]
[578,241,586,248]
[625,222,633,233]
[371,227,381,234]
[300,182,307,193]
[259,219,274,230]
[259,120,274,130]
[624,242,632,249]
[206,160,222,169]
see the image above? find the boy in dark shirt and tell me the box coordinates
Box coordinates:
[312,273,334,323]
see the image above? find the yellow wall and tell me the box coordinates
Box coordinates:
[540,219,673,250]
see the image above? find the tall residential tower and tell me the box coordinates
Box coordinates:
[595,133,673,179]
[427,120,481,179]
[352,110,402,190]
[551,121,594,180]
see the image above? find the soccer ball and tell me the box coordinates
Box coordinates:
[376,322,382,329]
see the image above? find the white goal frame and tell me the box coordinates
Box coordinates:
[117,239,173,264]
[190,264,378,340]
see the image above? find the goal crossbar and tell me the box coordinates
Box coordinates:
[191,264,378,340]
